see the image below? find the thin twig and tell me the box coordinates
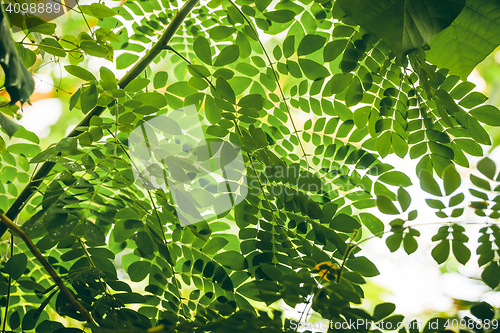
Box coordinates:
[0,213,95,325]
[227,0,310,168]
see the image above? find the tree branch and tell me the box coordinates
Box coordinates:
[0,0,200,237]
[0,213,96,324]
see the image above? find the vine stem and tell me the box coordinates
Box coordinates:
[0,0,200,238]
[0,213,96,324]
[227,0,310,168]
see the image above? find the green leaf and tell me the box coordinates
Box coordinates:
[263,10,296,23]
[460,92,488,109]
[216,76,236,104]
[428,0,500,79]
[386,233,403,252]
[449,193,465,207]
[403,233,418,254]
[452,240,470,265]
[87,3,116,18]
[26,18,56,34]
[482,261,500,289]
[298,58,330,81]
[338,0,465,58]
[40,38,66,57]
[133,231,154,256]
[442,164,461,196]
[467,115,491,145]
[0,113,19,137]
[238,94,263,110]
[116,53,139,70]
[124,78,149,92]
[470,105,500,126]
[153,71,168,89]
[397,187,411,212]
[134,92,167,108]
[477,157,496,180]
[376,131,391,158]
[213,251,247,270]
[214,45,240,67]
[373,302,396,321]
[5,253,27,280]
[379,171,412,187]
[65,65,96,81]
[431,240,450,264]
[471,174,490,191]
[330,73,353,95]
[0,7,35,105]
[84,221,106,245]
[283,35,295,58]
[353,106,371,129]
[297,34,327,56]
[127,261,152,282]
[330,213,361,233]
[345,256,380,277]
[425,199,445,210]
[7,143,41,157]
[209,26,236,40]
[80,41,108,58]
[324,39,348,62]
[194,36,212,66]
[205,95,222,124]
[377,195,400,215]
[470,302,495,321]
[345,76,363,107]
[81,81,98,113]
[114,292,147,304]
[203,237,229,255]
[359,213,384,237]
[418,169,442,196]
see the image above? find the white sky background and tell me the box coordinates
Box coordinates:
[15,3,500,328]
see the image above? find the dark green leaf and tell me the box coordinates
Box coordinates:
[482,261,500,289]
[359,213,384,236]
[214,45,240,67]
[203,237,229,255]
[477,157,496,180]
[5,253,27,280]
[216,76,236,104]
[345,256,380,277]
[377,195,400,215]
[373,302,396,321]
[65,65,96,81]
[339,0,465,58]
[263,10,296,23]
[345,76,363,107]
[418,169,442,197]
[379,171,412,187]
[427,0,500,79]
[127,261,152,282]
[298,59,330,80]
[442,164,461,196]
[452,240,470,265]
[213,251,247,270]
[297,34,327,56]
[81,81,98,113]
[431,240,450,264]
[470,105,500,126]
